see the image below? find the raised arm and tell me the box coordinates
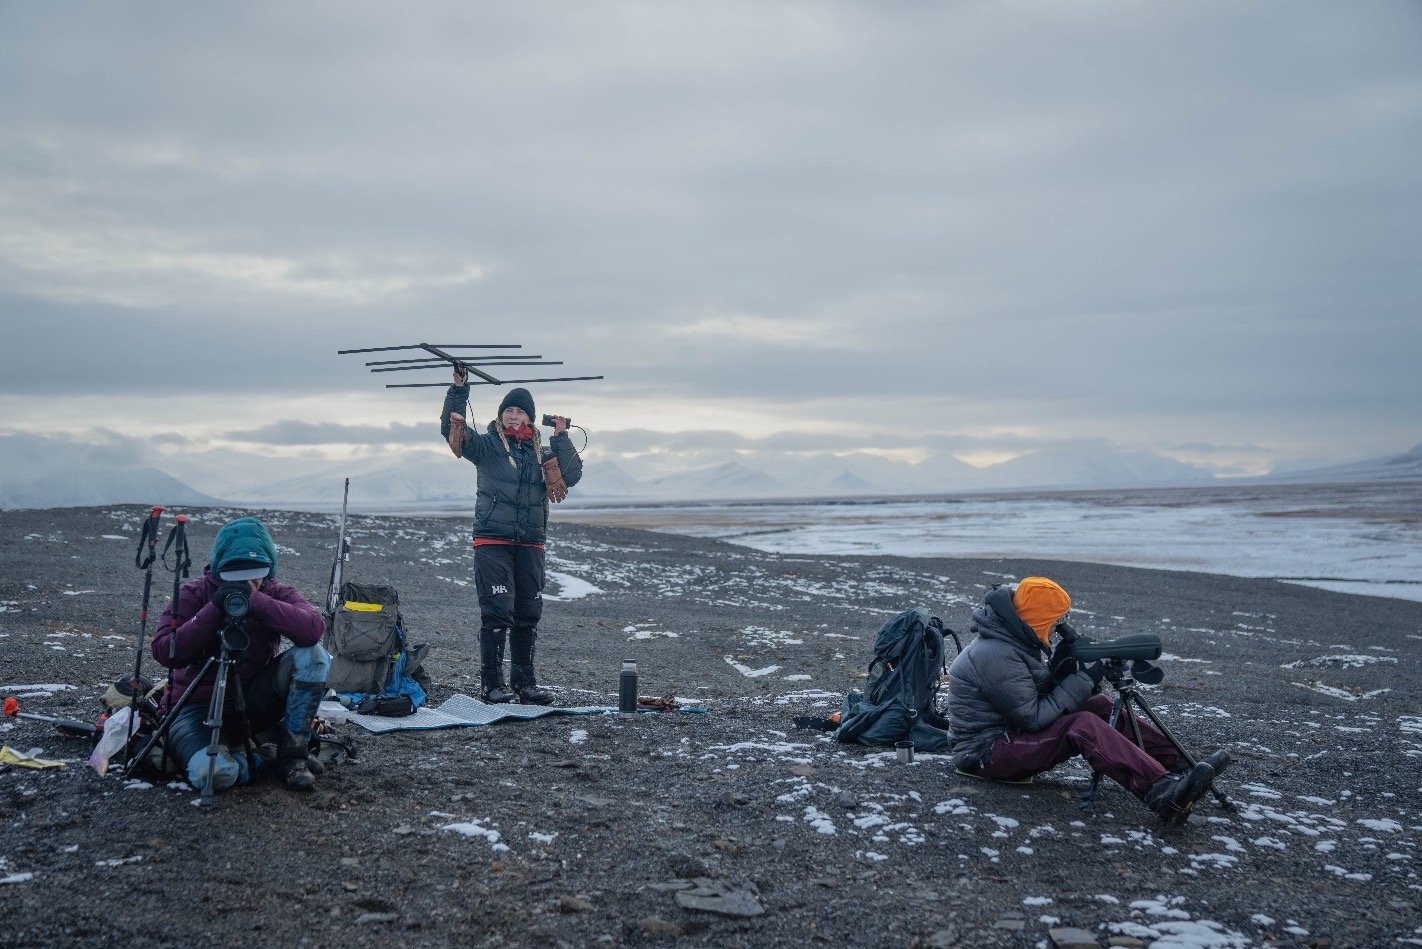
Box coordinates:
[440,368,483,463]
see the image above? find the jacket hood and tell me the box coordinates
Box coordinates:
[208,517,278,580]
[970,585,1047,656]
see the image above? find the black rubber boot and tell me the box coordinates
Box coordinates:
[510,627,553,706]
[1171,748,1232,778]
[1146,761,1216,825]
[480,628,515,704]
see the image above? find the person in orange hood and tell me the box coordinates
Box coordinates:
[945,577,1229,825]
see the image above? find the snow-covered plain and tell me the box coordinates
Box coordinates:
[559,482,1422,602]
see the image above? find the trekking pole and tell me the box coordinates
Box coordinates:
[124,506,164,760]
[326,478,351,620]
[153,514,192,772]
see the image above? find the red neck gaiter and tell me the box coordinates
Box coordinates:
[503,424,535,443]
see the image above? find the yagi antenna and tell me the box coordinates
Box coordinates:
[338,342,604,388]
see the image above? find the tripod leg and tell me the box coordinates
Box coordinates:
[1131,691,1233,812]
[126,657,214,776]
[198,657,243,805]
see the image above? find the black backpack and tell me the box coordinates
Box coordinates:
[834,607,962,749]
[865,608,960,727]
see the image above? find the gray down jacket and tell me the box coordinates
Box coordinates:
[945,585,1095,770]
[441,384,584,544]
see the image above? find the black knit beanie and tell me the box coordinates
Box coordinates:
[497,387,536,422]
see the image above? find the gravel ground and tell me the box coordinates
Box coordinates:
[1,505,1419,948]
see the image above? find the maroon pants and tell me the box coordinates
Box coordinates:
[976,694,1185,798]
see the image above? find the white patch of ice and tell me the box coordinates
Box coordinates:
[543,572,602,601]
[1282,654,1398,669]
[568,729,588,745]
[0,873,34,884]
[803,806,837,835]
[6,683,76,697]
[95,856,143,867]
[723,656,781,678]
[441,821,511,852]
[1289,681,1389,702]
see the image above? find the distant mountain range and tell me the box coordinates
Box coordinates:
[0,464,222,509]
[1257,441,1422,484]
[1,434,1418,510]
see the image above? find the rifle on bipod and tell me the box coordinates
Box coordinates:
[326,478,351,620]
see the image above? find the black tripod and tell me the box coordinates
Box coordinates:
[128,624,254,807]
[1079,658,1233,813]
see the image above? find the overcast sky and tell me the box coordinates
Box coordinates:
[1,0,1418,481]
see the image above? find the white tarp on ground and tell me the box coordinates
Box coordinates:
[321,693,612,733]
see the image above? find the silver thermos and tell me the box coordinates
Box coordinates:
[619,658,638,713]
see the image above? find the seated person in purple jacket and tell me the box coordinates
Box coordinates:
[152,516,328,794]
[945,577,1230,825]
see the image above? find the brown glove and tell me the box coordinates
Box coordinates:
[447,412,466,458]
[541,455,568,502]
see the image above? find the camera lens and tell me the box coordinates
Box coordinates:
[223,591,250,619]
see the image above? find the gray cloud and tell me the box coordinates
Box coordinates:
[0,1,1418,470]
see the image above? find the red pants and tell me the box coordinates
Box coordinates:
[976,694,1185,797]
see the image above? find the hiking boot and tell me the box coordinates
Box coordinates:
[482,684,516,704]
[276,731,317,791]
[1201,749,1231,778]
[1146,761,1216,825]
[517,684,554,706]
[1170,749,1232,779]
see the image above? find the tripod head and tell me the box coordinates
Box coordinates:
[216,623,250,659]
[1099,655,1166,689]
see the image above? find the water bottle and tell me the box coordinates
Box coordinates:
[619,659,638,713]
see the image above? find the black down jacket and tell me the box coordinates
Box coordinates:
[944,585,1094,770]
[441,384,584,544]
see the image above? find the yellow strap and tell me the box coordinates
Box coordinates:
[343,601,384,612]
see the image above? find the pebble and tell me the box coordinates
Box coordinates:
[355,912,398,925]
[674,878,765,918]
[638,916,683,937]
[926,927,959,947]
[559,895,595,913]
[1050,926,1100,949]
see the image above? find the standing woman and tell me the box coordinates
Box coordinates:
[441,365,583,704]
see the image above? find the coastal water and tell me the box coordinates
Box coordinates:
[551,481,1422,603]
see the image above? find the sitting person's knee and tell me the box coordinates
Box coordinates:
[186,746,245,793]
[1083,693,1115,716]
[289,644,331,683]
